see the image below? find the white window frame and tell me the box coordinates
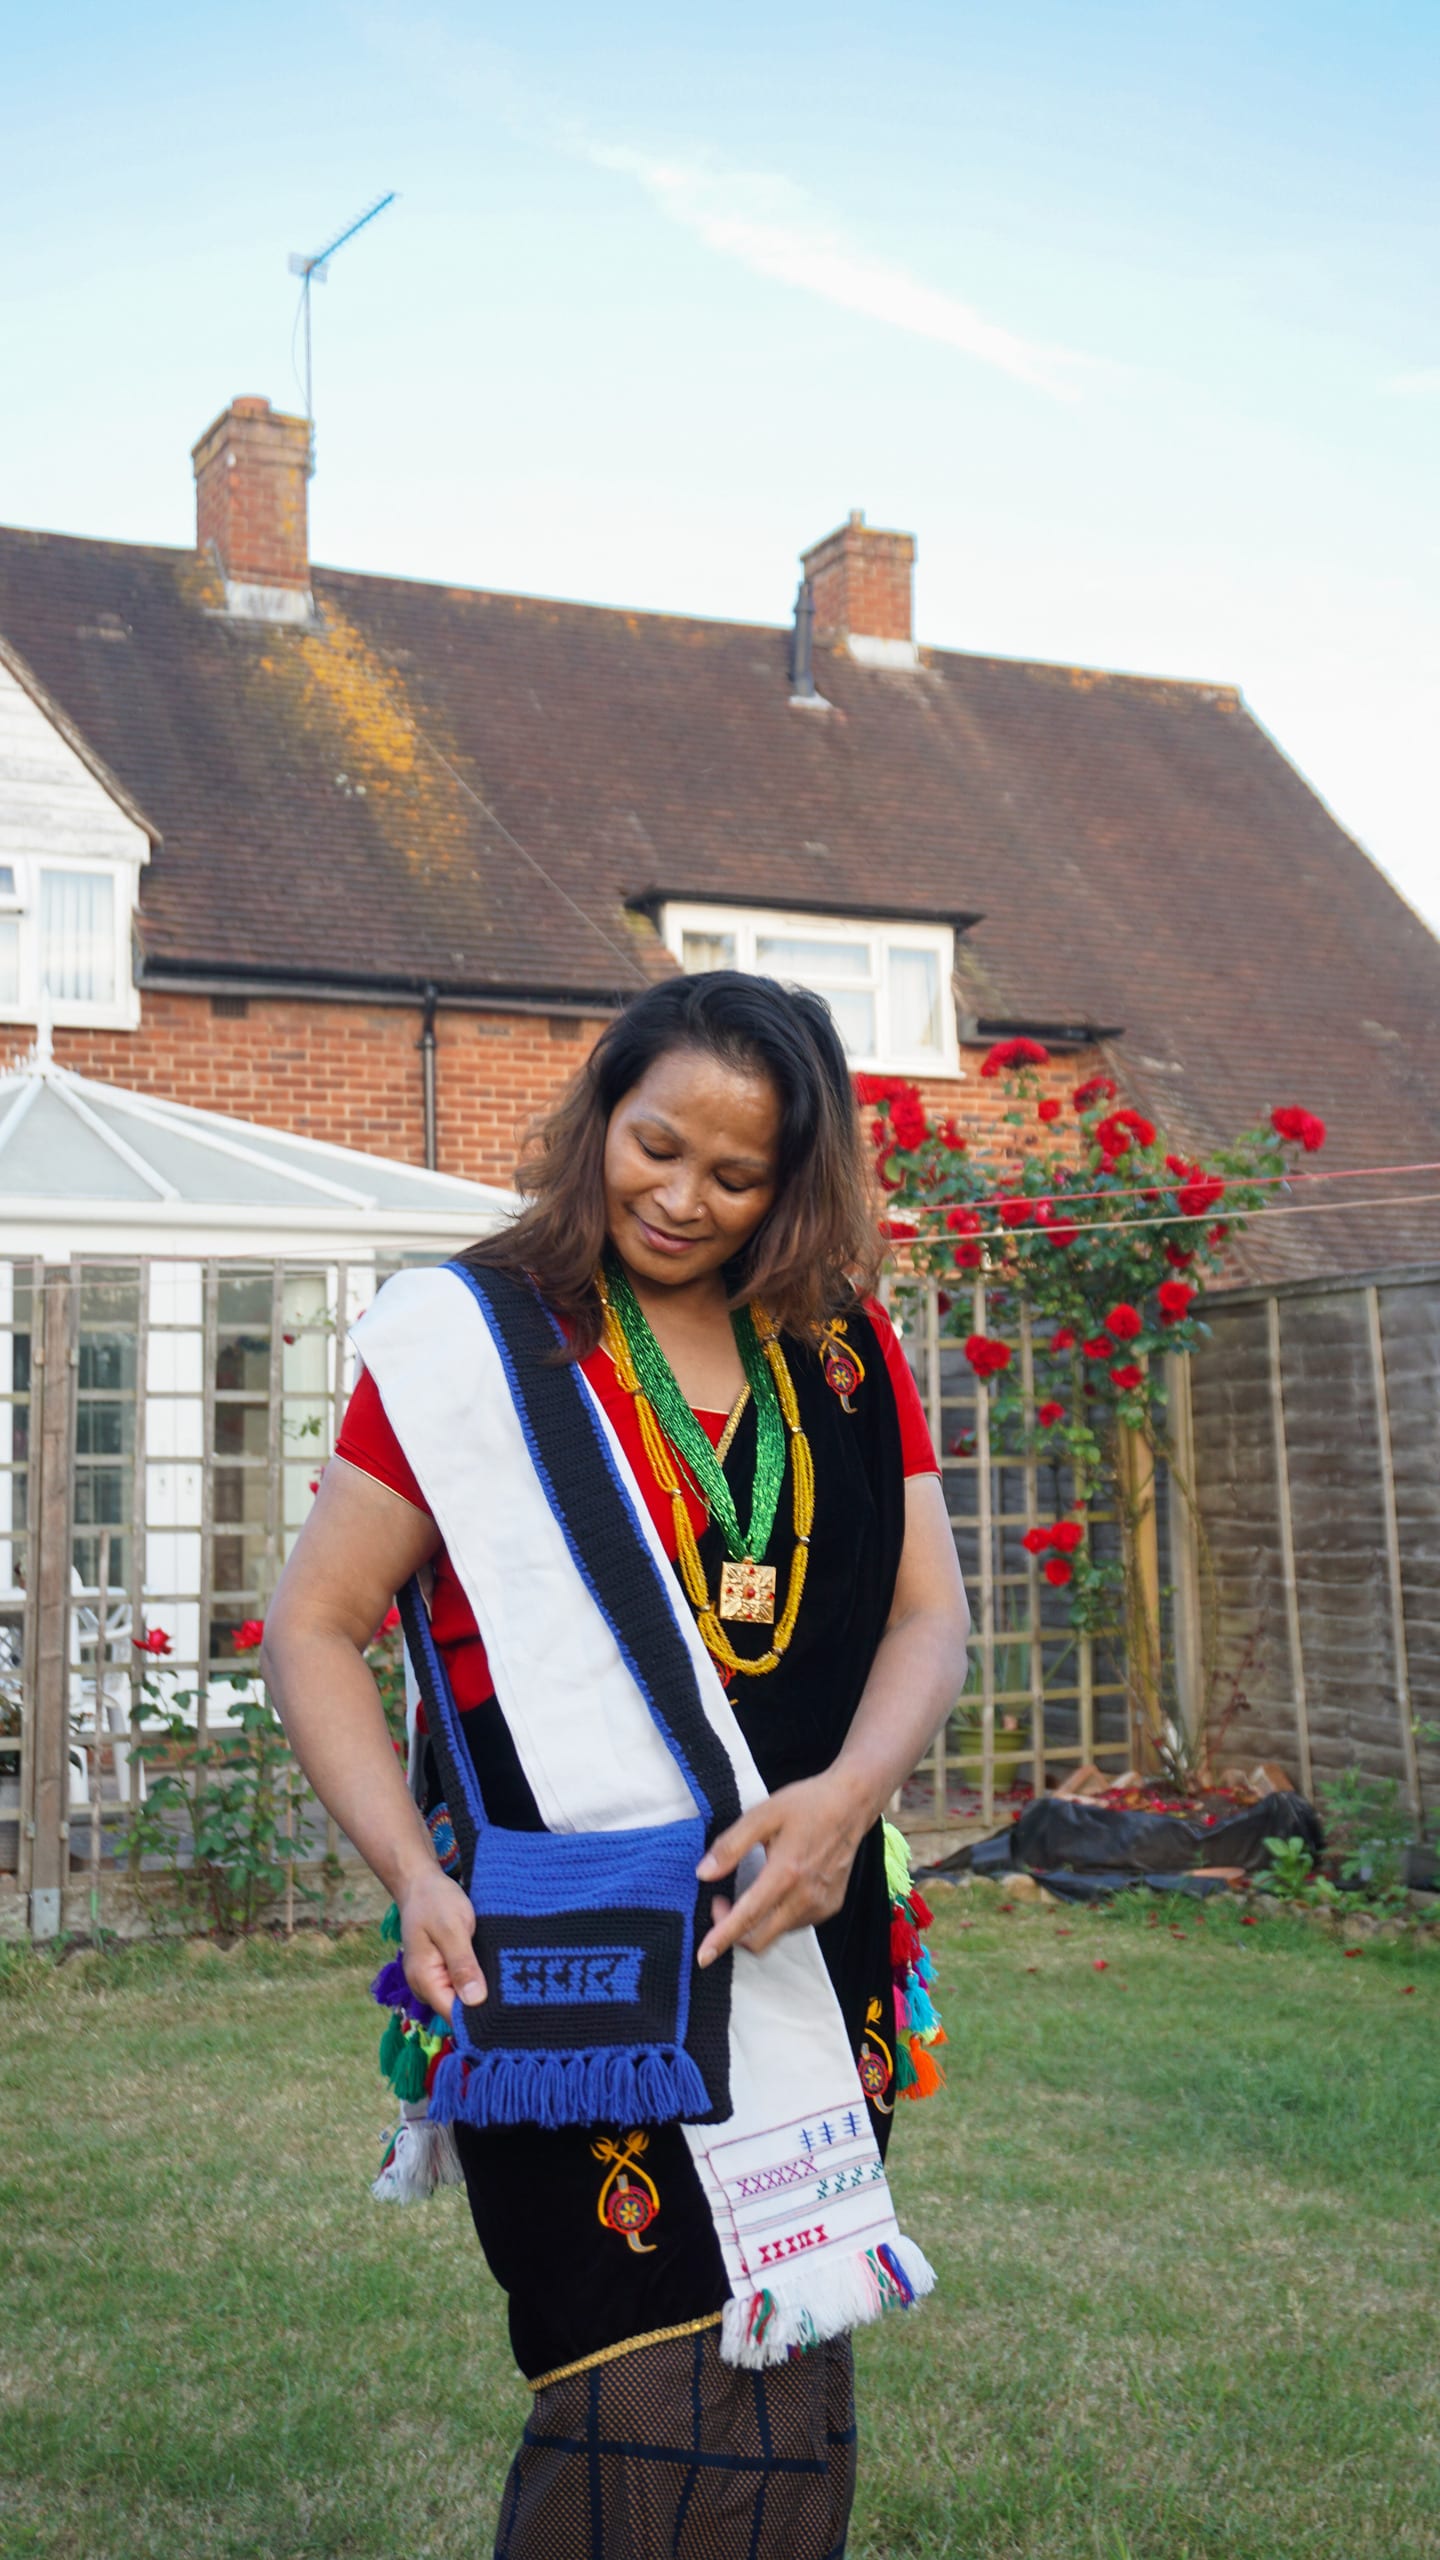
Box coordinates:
[0,855,141,1032]
[660,901,959,1076]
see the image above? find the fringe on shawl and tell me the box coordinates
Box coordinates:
[720,2233,937,2369]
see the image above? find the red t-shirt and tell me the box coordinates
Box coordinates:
[337,1297,938,1714]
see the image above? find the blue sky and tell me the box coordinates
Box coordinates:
[2,3,1436,921]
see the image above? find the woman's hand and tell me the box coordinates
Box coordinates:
[399,1865,487,2020]
[694,1771,869,1966]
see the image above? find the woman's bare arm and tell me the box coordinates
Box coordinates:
[696,1473,970,1961]
[260,1458,486,2018]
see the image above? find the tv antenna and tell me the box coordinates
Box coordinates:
[288,190,397,474]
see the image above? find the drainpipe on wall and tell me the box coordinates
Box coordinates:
[419,983,439,1170]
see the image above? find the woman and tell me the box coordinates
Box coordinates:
[263,972,970,2558]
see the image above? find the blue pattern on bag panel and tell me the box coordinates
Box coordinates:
[498,1945,645,2005]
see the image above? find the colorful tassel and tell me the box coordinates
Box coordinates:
[380,1901,403,1945]
[894,2034,918,2094]
[907,1979,939,2038]
[903,2035,944,2101]
[882,1816,914,1904]
[378,2009,406,2083]
[372,2102,465,2204]
[391,2025,430,2104]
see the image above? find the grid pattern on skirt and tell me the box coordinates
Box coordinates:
[494,2322,858,2560]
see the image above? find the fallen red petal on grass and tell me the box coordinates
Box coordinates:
[998,1902,1014,1912]
[1400,1985,1416,1995]
[1344,1948,1362,1959]
[1056,1928,1072,1937]
[1025,1965,1038,1974]
[1240,1915,1260,1926]
[1092,1958,1108,1971]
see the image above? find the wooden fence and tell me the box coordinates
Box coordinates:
[1186,1263,1440,1823]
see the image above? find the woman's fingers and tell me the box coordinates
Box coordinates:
[696,1777,862,1964]
[401,1875,486,2018]
[698,1858,811,1965]
[696,1802,775,1883]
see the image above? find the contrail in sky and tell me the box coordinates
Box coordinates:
[585,142,1083,403]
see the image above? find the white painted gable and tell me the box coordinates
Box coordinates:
[0,653,150,1029]
[0,658,149,869]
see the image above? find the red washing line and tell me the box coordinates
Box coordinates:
[901,1187,1440,1251]
[896,1158,1440,1219]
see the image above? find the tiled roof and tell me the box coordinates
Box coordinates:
[2,522,1439,1275]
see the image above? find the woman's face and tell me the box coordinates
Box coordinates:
[603,1045,781,1293]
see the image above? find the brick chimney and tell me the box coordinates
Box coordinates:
[192,397,314,623]
[800,510,917,668]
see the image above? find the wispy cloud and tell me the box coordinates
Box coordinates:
[1383,366,1440,397]
[584,143,1083,402]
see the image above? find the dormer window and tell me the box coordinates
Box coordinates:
[661,902,958,1075]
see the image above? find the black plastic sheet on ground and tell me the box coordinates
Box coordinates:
[946,1790,1325,1902]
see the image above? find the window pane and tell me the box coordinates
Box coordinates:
[681,929,737,972]
[756,934,870,979]
[823,988,877,1057]
[888,946,943,1055]
[0,918,18,1007]
[40,871,115,1003]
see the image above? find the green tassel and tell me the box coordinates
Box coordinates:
[380,1901,402,1945]
[882,1816,913,1906]
[391,2027,429,2104]
[895,2033,918,2093]
[378,2010,405,2083]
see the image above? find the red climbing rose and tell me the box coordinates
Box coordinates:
[1044,1557,1074,1587]
[1037,1097,1062,1122]
[1157,1279,1195,1322]
[1037,1401,1065,1427]
[1050,1521,1085,1554]
[1110,1364,1144,1391]
[1178,1174,1225,1220]
[981,1037,1051,1077]
[1095,1109,1156,1157]
[964,1335,1013,1379]
[1271,1106,1327,1152]
[134,1627,173,1657]
[1073,1075,1118,1111]
[1105,1303,1142,1341]
[232,1619,265,1653]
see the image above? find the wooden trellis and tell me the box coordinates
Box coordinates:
[895,1275,1141,1830]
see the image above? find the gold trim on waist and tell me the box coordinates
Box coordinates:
[527,2311,724,2393]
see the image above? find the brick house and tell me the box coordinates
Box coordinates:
[3,393,1439,1272]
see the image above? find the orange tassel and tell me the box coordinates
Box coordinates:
[902,2034,945,2101]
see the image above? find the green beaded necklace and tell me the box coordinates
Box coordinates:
[603,1259,787,1565]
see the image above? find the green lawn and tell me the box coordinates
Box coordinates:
[3,1888,1438,2559]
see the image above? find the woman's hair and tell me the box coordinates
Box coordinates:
[462,971,882,1354]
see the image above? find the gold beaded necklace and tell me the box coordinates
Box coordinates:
[597,1271,816,1680]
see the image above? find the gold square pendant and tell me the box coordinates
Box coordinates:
[718,1559,777,1624]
